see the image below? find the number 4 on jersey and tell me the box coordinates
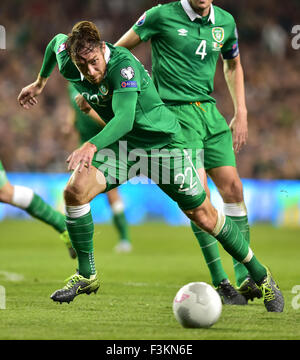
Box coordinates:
[195,40,207,60]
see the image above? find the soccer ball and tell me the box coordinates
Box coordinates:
[173,282,222,328]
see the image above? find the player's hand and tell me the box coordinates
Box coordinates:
[75,94,92,114]
[66,142,97,173]
[229,112,248,153]
[17,82,43,109]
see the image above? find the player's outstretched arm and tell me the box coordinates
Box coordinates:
[18,35,60,109]
[17,74,48,109]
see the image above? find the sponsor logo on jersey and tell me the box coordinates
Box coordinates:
[212,41,223,51]
[99,83,109,96]
[82,91,110,106]
[56,43,66,54]
[136,12,146,26]
[120,66,135,80]
[120,81,137,88]
[177,28,188,36]
[212,27,224,43]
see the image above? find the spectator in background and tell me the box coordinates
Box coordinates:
[0,0,299,178]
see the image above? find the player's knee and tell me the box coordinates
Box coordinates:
[0,187,8,202]
[220,178,244,201]
[0,183,13,203]
[64,182,88,205]
[197,211,218,233]
[184,200,218,233]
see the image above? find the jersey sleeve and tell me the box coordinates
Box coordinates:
[221,20,239,60]
[39,34,68,78]
[88,91,137,150]
[132,5,162,42]
[108,57,141,94]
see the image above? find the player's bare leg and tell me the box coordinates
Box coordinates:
[0,181,14,203]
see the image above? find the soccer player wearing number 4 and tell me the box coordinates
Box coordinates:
[18,21,284,312]
[115,0,257,304]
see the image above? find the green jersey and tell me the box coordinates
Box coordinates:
[133,0,239,104]
[40,34,184,151]
[68,83,103,144]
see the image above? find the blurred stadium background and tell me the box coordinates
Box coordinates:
[0,0,299,227]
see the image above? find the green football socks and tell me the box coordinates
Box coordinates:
[113,211,130,243]
[228,215,250,287]
[214,215,267,284]
[26,193,66,233]
[65,209,96,279]
[191,221,228,287]
[223,202,251,287]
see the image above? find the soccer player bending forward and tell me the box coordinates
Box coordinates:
[18,21,284,312]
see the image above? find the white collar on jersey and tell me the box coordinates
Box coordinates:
[104,43,111,64]
[78,43,111,81]
[180,0,215,24]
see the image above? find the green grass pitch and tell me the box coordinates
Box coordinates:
[0,220,299,340]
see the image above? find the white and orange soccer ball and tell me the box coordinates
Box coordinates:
[173,282,222,328]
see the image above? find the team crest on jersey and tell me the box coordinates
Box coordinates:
[99,82,109,96]
[120,66,135,80]
[136,12,146,26]
[56,43,66,54]
[212,27,224,43]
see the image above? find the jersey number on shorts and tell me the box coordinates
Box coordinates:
[175,167,197,192]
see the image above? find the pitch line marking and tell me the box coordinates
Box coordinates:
[0,271,24,282]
